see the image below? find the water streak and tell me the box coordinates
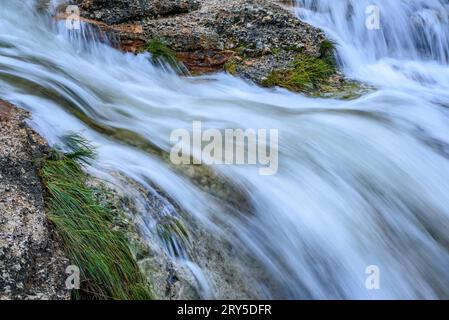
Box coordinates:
[1,0,449,298]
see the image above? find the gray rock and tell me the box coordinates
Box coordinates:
[73,0,334,86]
[0,101,69,300]
[76,0,201,24]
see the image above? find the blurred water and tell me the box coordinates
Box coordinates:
[1,0,449,298]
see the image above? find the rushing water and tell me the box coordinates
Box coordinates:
[1,0,449,299]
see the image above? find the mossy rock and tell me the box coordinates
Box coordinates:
[146,38,178,66]
[224,59,238,75]
[262,54,337,93]
[315,80,376,100]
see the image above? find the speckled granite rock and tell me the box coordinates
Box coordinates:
[71,0,337,85]
[141,0,328,79]
[0,101,69,300]
[75,0,201,24]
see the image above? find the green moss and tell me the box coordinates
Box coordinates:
[235,45,246,56]
[146,39,177,65]
[234,42,263,58]
[224,60,238,75]
[271,47,281,56]
[40,134,153,300]
[263,54,336,93]
[286,45,306,53]
[314,80,375,100]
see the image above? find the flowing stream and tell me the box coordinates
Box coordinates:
[1,0,449,299]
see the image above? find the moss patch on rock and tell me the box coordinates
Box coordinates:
[315,80,376,100]
[223,59,238,75]
[146,38,178,66]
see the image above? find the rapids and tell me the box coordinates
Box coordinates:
[1,0,449,299]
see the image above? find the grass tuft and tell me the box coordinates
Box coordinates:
[40,134,153,300]
[62,133,97,164]
[319,39,336,57]
[319,39,337,70]
[263,54,336,92]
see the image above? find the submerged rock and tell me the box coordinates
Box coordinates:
[101,173,267,299]
[0,101,69,300]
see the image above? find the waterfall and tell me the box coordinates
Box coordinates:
[2,0,449,299]
[296,0,449,63]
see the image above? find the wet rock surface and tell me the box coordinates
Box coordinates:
[0,101,69,300]
[0,101,261,300]
[73,0,337,86]
[87,177,201,300]
[101,173,266,299]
